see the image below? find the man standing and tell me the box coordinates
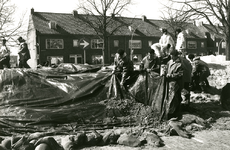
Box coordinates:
[164,48,184,120]
[141,48,160,74]
[114,48,133,88]
[17,37,30,68]
[175,28,186,57]
[159,28,175,56]
[151,28,175,58]
[0,37,10,69]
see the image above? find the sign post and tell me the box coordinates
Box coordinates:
[79,39,89,64]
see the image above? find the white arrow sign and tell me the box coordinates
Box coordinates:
[80,40,89,49]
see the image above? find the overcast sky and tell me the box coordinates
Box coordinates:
[12,0,165,20]
[10,0,165,55]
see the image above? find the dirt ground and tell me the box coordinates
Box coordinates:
[1,61,230,150]
[76,61,230,150]
[79,130,230,150]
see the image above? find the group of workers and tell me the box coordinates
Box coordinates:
[0,36,30,69]
[113,28,211,120]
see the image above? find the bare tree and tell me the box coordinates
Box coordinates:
[166,0,230,60]
[0,0,25,47]
[76,0,132,64]
[160,2,192,40]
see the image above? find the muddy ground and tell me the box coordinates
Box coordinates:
[62,61,230,150]
[1,61,230,150]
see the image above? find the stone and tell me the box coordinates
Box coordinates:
[141,131,164,147]
[73,132,87,147]
[35,137,62,150]
[102,130,120,145]
[35,143,51,150]
[117,133,142,147]
[169,121,192,138]
[28,132,47,141]
[61,135,75,150]
[86,130,103,146]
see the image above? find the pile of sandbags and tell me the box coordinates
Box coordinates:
[0,128,164,150]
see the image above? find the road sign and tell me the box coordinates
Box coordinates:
[79,39,89,49]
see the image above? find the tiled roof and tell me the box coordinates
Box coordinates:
[30,11,208,38]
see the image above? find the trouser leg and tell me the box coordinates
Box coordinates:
[182,82,190,106]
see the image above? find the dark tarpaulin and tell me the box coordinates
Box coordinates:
[0,68,168,136]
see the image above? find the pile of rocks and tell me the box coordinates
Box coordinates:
[0,127,164,150]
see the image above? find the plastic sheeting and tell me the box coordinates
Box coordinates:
[0,68,166,136]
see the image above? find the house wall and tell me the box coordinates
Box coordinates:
[32,33,214,66]
[185,38,208,56]
[35,34,161,65]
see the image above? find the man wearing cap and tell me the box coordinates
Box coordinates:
[0,38,10,69]
[164,47,184,120]
[17,37,30,68]
[141,48,160,74]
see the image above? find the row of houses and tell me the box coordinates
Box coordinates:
[27,8,226,69]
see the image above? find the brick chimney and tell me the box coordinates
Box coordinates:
[111,13,115,18]
[73,10,78,17]
[31,8,34,14]
[142,15,147,22]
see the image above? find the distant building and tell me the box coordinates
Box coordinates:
[27,8,224,69]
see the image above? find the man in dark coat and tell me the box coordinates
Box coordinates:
[188,54,210,92]
[141,48,160,74]
[0,38,10,69]
[164,48,184,120]
[17,36,31,68]
[114,48,133,88]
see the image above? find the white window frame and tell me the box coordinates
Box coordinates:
[114,40,119,47]
[91,39,104,49]
[92,55,103,64]
[201,42,204,48]
[73,39,79,47]
[46,39,64,49]
[148,41,153,47]
[222,42,226,48]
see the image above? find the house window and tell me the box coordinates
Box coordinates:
[222,42,226,48]
[46,39,64,49]
[91,39,104,49]
[129,40,142,49]
[47,56,63,65]
[187,41,197,49]
[148,41,153,47]
[69,54,82,64]
[114,40,119,47]
[201,42,204,48]
[73,39,79,47]
[92,55,103,64]
[216,42,219,47]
